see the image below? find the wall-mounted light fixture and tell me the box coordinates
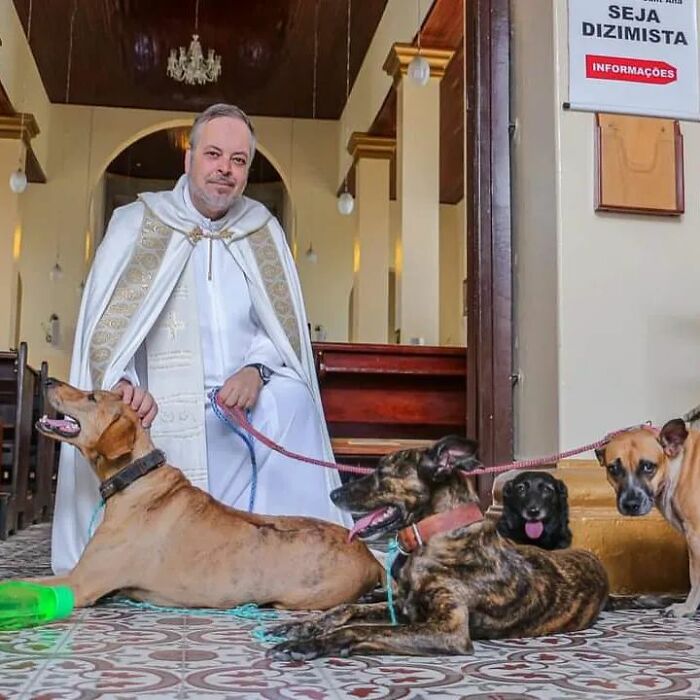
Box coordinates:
[42,313,60,346]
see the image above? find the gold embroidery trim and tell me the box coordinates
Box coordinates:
[247,225,302,359]
[89,211,173,387]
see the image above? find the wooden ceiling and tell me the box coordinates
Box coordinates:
[11,0,387,118]
[8,0,465,203]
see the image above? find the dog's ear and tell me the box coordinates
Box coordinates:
[659,418,688,459]
[502,479,514,499]
[419,435,480,481]
[594,446,607,467]
[95,414,136,461]
[555,477,569,515]
[555,478,568,499]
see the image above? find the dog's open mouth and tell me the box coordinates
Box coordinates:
[37,414,81,438]
[524,520,544,540]
[348,506,402,541]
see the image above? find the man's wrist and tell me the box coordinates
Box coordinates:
[245,363,273,385]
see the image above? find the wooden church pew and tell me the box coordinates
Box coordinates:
[312,342,467,471]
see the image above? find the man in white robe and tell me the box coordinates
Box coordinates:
[51,104,352,575]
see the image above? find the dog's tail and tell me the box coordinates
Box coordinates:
[605,594,685,611]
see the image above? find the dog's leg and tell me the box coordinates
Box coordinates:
[269,587,472,659]
[271,602,391,641]
[9,572,115,609]
[269,613,472,660]
[32,535,136,609]
[664,531,700,618]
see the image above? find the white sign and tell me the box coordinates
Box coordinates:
[568,0,700,120]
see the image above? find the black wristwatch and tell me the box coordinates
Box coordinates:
[246,363,273,385]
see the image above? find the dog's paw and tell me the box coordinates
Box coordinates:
[268,620,317,641]
[270,615,323,640]
[266,639,325,662]
[661,602,697,619]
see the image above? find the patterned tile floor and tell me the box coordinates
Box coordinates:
[0,525,699,699]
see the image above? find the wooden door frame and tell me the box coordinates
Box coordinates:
[465,0,513,504]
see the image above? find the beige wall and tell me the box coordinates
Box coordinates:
[0,1,51,169]
[389,199,466,346]
[439,199,466,346]
[513,0,700,456]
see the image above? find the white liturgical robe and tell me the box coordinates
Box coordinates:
[51,176,352,575]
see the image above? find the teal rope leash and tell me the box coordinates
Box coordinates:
[88,499,105,538]
[116,598,287,645]
[86,504,286,644]
[385,537,401,626]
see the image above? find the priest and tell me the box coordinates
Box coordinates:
[51,104,352,575]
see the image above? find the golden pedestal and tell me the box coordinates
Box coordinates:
[486,460,689,595]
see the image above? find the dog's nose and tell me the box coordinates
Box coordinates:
[44,377,58,388]
[620,495,642,515]
[526,506,540,518]
[330,488,341,504]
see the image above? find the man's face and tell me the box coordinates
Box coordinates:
[185,117,252,219]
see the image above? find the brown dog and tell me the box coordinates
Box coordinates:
[31,379,381,611]
[268,436,609,659]
[596,419,700,618]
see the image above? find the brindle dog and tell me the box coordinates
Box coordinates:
[268,436,609,659]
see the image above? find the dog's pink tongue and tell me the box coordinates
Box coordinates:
[525,521,544,539]
[348,508,389,542]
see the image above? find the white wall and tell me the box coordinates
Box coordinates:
[513,0,700,456]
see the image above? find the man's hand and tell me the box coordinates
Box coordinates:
[219,367,263,410]
[113,380,159,428]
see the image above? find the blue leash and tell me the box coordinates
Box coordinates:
[385,537,401,626]
[208,387,257,513]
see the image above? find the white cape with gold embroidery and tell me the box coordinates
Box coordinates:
[51,176,351,575]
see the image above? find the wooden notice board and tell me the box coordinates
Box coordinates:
[595,113,684,216]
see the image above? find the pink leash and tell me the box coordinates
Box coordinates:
[463,423,657,477]
[216,396,373,476]
[215,394,655,478]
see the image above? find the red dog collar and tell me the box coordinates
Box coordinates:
[397,502,484,553]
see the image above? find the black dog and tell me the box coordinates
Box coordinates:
[496,471,572,550]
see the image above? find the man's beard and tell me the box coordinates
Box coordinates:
[189,178,241,218]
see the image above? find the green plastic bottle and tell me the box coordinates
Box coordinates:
[0,581,74,631]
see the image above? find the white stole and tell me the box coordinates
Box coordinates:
[146,263,208,489]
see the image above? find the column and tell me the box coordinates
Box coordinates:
[348,133,395,343]
[384,43,454,345]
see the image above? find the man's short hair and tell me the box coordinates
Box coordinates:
[189,104,257,162]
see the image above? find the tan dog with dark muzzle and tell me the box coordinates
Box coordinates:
[596,419,700,618]
[27,379,381,611]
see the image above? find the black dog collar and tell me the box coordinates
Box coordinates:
[100,449,166,501]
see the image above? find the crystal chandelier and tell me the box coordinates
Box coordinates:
[167,0,221,85]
